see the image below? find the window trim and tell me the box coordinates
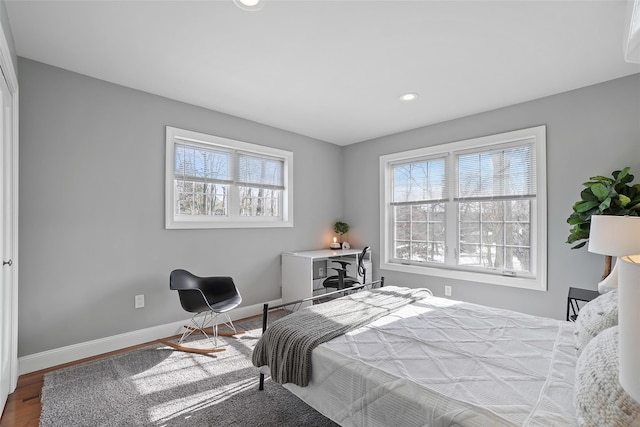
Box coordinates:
[165,126,293,229]
[379,126,547,291]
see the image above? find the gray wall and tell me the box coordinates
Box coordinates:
[18,55,640,356]
[18,58,344,356]
[343,73,640,320]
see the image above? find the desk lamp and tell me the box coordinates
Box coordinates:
[588,215,640,402]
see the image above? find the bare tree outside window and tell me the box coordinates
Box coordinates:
[390,142,533,274]
[174,144,230,216]
[167,127,293,229]
[457,147,532,273]
[392,158,446,263]
[382,126,545,290]
[238,154,283,217]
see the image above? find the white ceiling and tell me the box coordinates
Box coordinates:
[6,0,640,145]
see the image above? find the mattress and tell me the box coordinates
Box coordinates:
[283,294,577,427]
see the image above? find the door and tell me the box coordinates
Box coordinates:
[0,66,14,412]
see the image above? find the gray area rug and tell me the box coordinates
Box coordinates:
[40,315,340,427]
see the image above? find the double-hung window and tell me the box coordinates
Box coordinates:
[380,126,547,290]
[166,127,293,229]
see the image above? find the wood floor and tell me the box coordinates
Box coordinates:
[0,339,162,427]
[0,314,263,427]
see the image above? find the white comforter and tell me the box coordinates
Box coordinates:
[284,294,577,427]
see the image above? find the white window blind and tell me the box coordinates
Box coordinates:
[166,126,293,229]
[380,126,547,291]
[236,152,284,190]
[174,143,233,185]
[456,141,536,201]
[390,156,448,205]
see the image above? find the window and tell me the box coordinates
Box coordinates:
[380,126,547,290]
[166,127,293,229]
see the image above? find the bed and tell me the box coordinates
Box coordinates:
[252,282,635,427]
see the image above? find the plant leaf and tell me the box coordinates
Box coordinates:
[620,185,636,198]
[575,200,599,213]
[567,216,586,225]
[613,167,631,184]
[619,173,634,186]
[588,176,613,183]
[618,194,631,207]
[567,228,589,243]
[591,183,608,201]
[580,188,599,202]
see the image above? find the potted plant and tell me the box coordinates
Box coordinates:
[334,221,350,244]
[566,167,640,280]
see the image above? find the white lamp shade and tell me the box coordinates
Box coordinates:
[588,215,640,256]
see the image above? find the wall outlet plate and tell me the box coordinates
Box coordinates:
[444,285,452,297]
[135,294,145,308]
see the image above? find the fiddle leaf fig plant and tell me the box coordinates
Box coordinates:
[566,167,640,249]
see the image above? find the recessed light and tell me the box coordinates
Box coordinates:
[233,0,264,11]
[400,93,418,102]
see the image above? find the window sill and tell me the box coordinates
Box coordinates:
[381,261,546,291]
[166,218,294,229]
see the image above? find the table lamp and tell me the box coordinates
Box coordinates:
[588,215,640,293]
[588,215,640,402]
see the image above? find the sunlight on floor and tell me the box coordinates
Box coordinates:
[132,338,255,394]
[149,376,260,425]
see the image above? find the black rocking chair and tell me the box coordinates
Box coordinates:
[159,269,244,354]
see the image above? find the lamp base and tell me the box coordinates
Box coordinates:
[619,256,640,403]
[329,243,342,250]
[598,260,619,294]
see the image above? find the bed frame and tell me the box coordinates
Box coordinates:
[257,277,385,390]
[254,280,581,425]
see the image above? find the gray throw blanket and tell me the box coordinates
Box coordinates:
[252,286,432,387]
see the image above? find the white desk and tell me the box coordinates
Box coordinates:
[281,248,372,304]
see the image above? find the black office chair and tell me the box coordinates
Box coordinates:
[159,269,243,354]
[322,246,370,290]
[322,260,351,290]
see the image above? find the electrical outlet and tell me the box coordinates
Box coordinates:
[319,267,324,277]
[135,294,145,309]
[444,285,452,297]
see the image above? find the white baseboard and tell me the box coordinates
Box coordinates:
[18,298,281,375]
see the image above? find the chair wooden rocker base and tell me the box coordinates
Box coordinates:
[158,312,245,354]
[163,270,245,355]
[158,338,226,354]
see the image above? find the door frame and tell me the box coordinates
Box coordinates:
[0,15,19,400]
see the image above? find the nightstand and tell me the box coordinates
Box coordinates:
[567,287,600,321]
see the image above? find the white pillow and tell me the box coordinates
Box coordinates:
[574,326,640,426]
[574,289,618,356]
